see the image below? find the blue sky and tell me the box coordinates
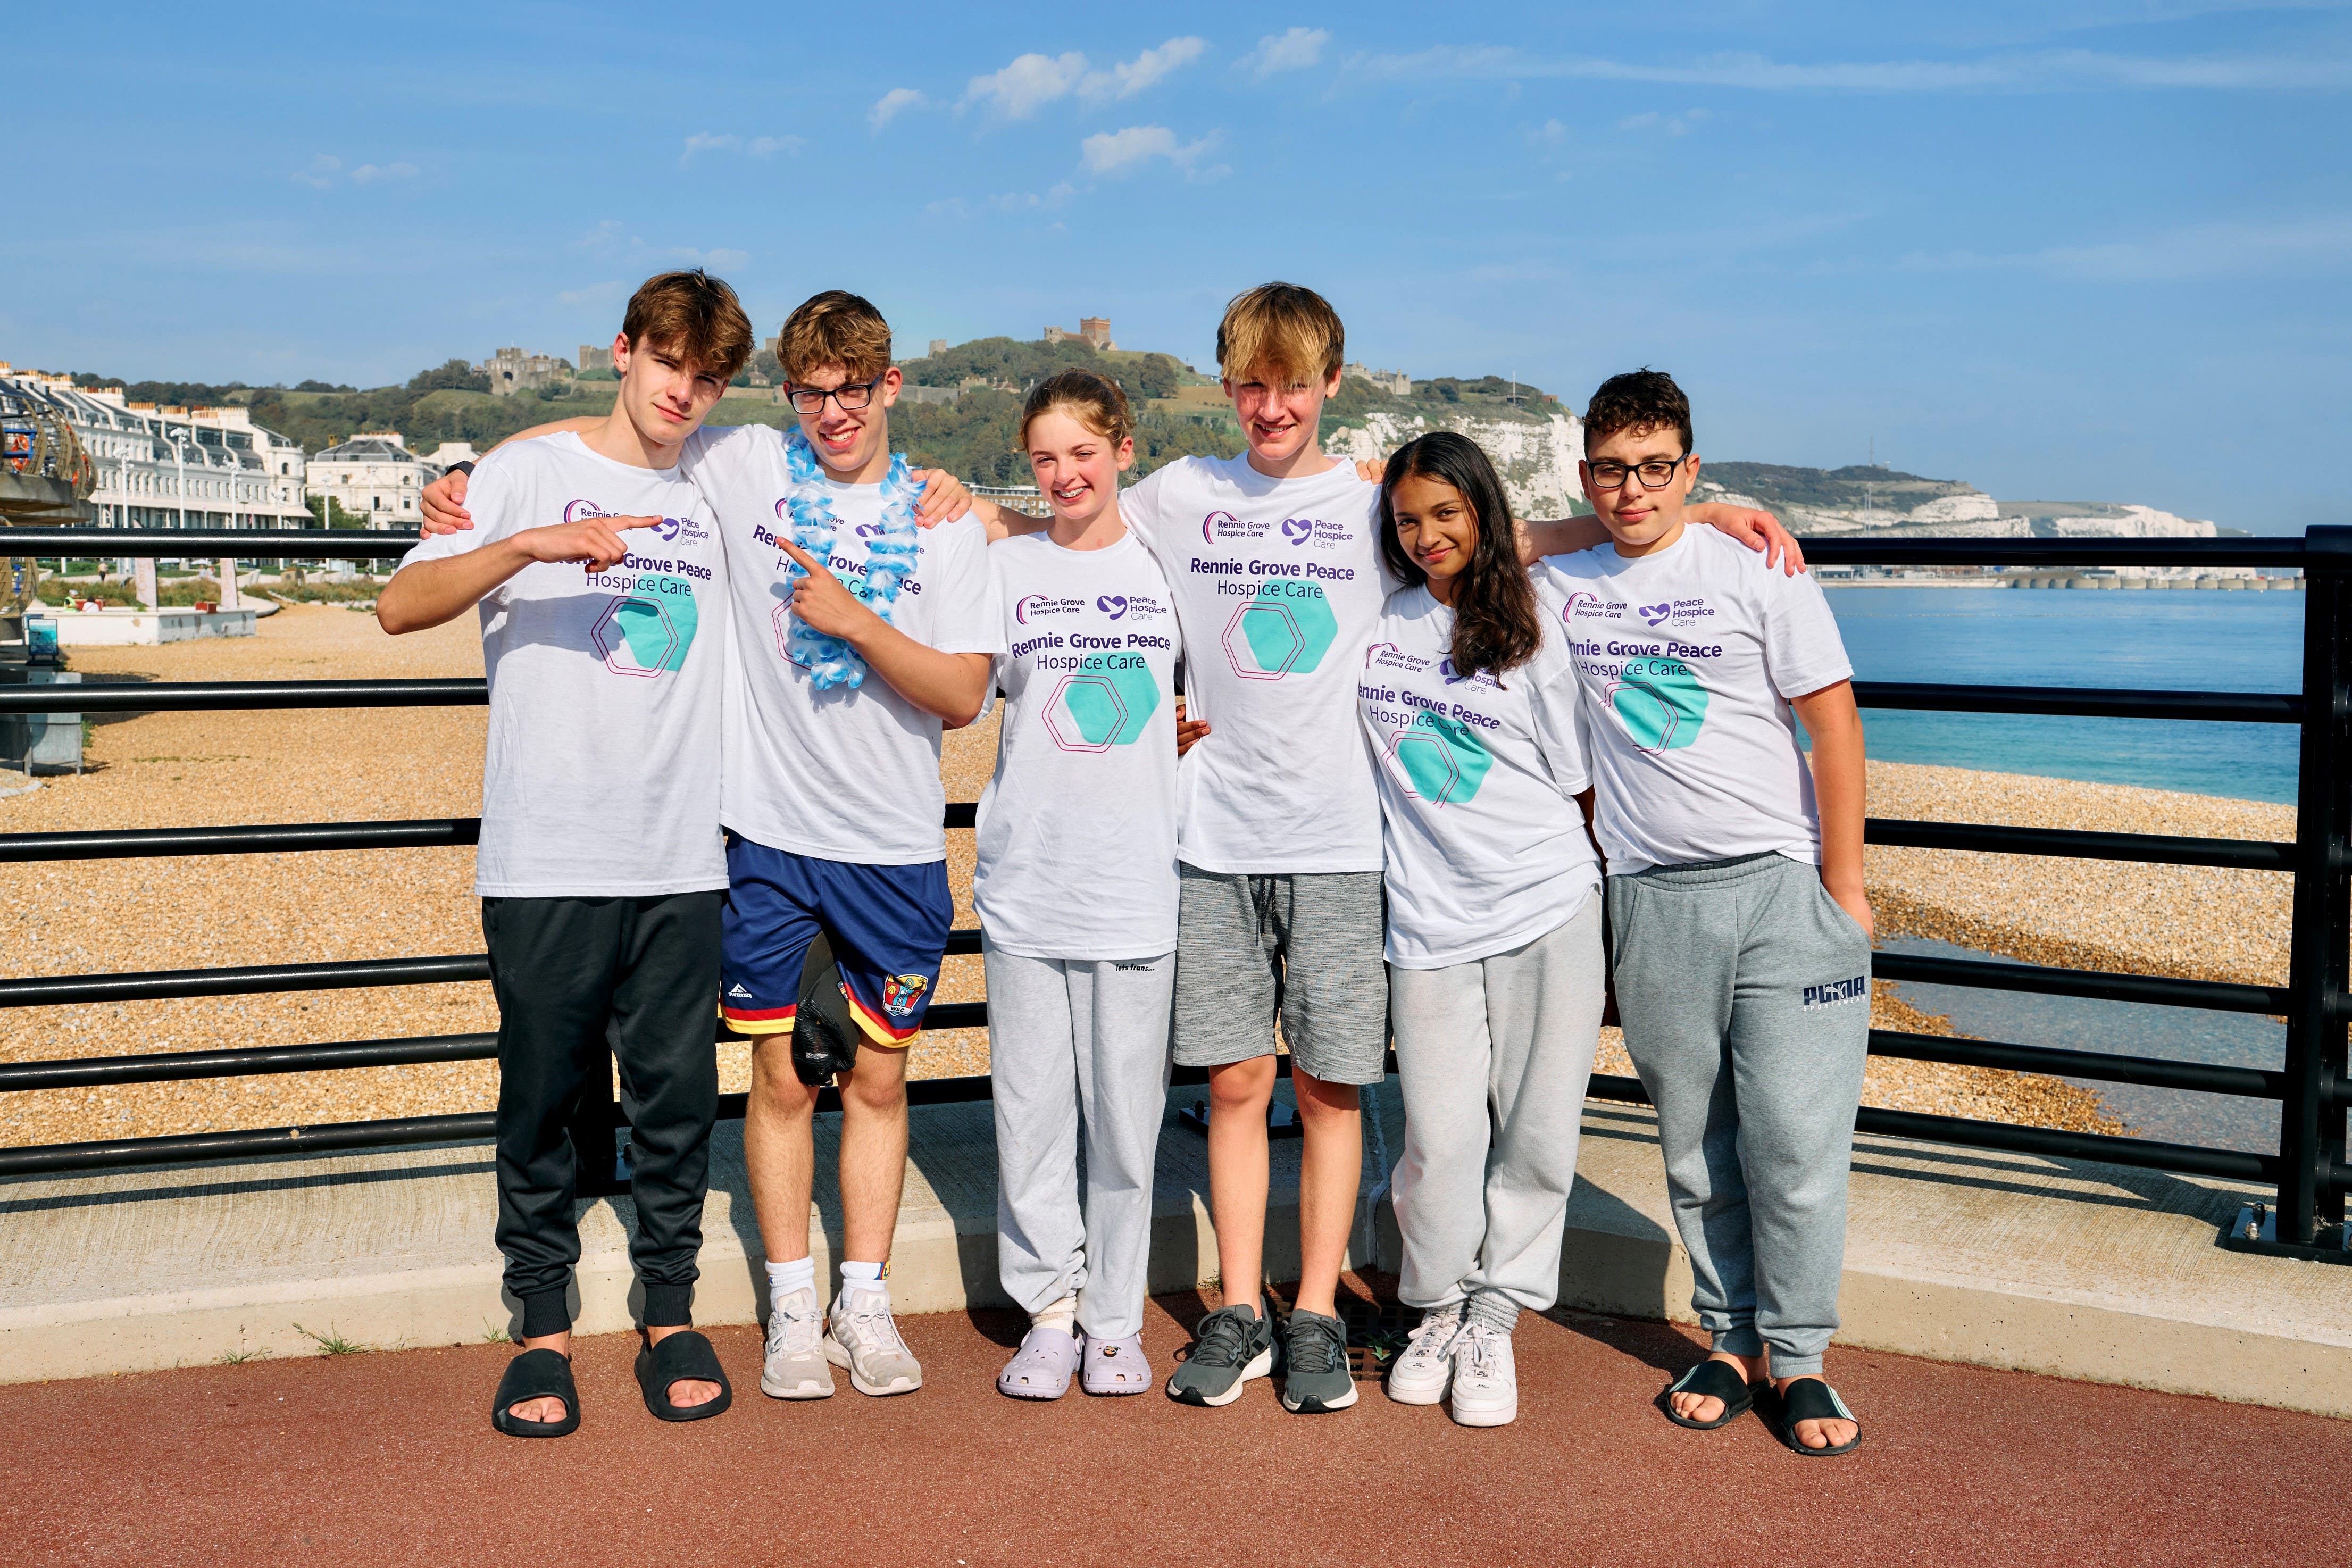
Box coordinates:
[5,3,2345,531]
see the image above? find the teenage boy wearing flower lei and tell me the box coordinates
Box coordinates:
[420,289,1000,1402]
[957,282,1805,1415]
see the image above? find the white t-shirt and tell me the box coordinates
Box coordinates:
[1121,454,1397,875]
[395,432,727,898]
[1536,524,1854,875]
[1359,587,1598,967]
[975,530,1182,960]
[680,423,1006,865]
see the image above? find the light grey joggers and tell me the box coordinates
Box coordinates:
[1605,852,1872,1378]
[1389,895,1606,1320]
[985,944,1174,1341]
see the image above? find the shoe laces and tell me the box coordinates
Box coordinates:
[1457,1323,1503,1383]
[838,1293,909,1357]
[1286,1313,1347,1377]
[1406,1307,1462,1362]
[1188,1306,1259,1369]
[767,1295,819,1357]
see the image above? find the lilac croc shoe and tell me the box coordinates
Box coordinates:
[1078,1330,1152,1396]
[996,1324,1079,1400]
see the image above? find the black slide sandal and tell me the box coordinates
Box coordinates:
[490,1348,580,1438]
[1776,1378,1864,1456]
[635,1330,734,1422]
[1659,1358,1757,1430]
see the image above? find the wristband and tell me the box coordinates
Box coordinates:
[448,460,475,477]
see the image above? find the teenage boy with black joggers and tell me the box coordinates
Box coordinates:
[378,270,754,1437]
[1538,369,1872,1457]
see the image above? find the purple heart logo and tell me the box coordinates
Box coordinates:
[1281,517,1313,544]
[1098,595,1128,619]
[1440,657,1471,685]
[1639,602,1674,625]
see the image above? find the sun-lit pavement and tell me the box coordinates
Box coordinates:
[2,1285,2343,1568]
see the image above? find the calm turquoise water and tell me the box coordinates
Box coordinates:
[1819,587,2300,803]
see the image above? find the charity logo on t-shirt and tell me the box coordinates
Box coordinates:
[1360,641,1498,806]
[554,499,714,678]
[1007,592,1173,752]
[1557,588,1726,753]
[1190,497,1363,681]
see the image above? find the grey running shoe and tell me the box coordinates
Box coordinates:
[760,1286,834,1399]
[1385,1302,1463,1406]
[1280,1308,1360,1413]
[1165,1304,1275,1407]
[1449,1322,1518,1427]
[824,1286,923,1396]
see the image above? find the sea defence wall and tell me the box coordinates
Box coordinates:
[3,1086,2343,1415]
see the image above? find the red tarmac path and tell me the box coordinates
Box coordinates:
[2,1285,2345,1567]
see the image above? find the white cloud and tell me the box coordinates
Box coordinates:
[1898,213,2352,282]
[1239,27,1330,77]
[965,51,1089,118]
[870,87,928,130]
[1081,124,1226,179]
[1079,37,1207,102]
[1346,43,2352,92]
[993,181,1078,212]
[1531,118,1568,146]
[681,132,802,166]
[291,155,342,190]
[573,219,627,253]
[351,162,420,184]
[1617,108,1709,135]
[558,280,631,308]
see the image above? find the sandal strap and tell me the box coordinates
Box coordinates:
[1666,1358,1753,1405]
[1780,1378,1857,1429]
[494,1348,576,1412]
[649,1329,726,1388]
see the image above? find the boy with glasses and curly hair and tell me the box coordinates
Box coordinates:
[1539,368,1871,1457]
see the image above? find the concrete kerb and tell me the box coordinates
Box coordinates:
[2,1084,2345,1415]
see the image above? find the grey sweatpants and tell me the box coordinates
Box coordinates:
[1389,896,1605,1316]
[1605,853,1872,1377]
[985,944,1174,1340]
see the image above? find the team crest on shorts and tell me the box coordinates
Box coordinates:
[880,973,930,1017]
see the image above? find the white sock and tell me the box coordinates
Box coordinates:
[840,1260,887,1300]
[1031,1294,1079,1337]
[765,1256,815,1306]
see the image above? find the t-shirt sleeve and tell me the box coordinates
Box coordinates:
[678,422,776,511]
[1761,565,1854,700]
[923,522,1009,656]
[1528,644,1591,798]
[393,457,516,573]
[1119,466,1172,558]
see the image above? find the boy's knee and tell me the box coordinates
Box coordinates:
[840,1053,910,1115]
[1206,1057,1276,1111]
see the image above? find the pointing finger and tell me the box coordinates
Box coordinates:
[775,536,827,575]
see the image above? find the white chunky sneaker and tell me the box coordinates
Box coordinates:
[1448,1323,1519,1428]
[825,1286,923,1396]
[760,1286,834,1399]
[1385,1303,1463,1406]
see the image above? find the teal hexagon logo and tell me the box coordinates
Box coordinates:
[1607,660,1708,752]
[1045,656,1160,751]
[1222,581,1339,681]
[1388,710,1494,806]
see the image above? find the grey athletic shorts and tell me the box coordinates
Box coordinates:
[1171,865,1389,1086]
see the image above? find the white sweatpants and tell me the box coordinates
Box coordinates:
[1388,897,1605,1314]
[985,944,1174,1340]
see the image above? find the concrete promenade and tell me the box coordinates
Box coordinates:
[3,1085,2345,1413]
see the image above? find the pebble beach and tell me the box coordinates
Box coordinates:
[0,604,2279,1150]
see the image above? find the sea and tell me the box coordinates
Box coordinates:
[1820,585,2299,804]
[1818,586,2300,1151]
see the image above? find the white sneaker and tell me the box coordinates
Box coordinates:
[825,1286,923,1396]
[1448,1323,1518,1427]
[1386,1303,1463,1406]
[760,1286,834,1399]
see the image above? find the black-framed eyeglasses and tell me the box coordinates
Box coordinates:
[786,373,887,416]
[1587,454,1690,491]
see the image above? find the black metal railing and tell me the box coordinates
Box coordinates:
[1,527,2344,1261]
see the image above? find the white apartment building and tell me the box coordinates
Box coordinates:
[307,431,449,524]
[0,364,313,531]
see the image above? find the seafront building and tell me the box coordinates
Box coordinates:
[0,365,312,531]
[306,432,460,526]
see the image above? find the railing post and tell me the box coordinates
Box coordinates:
[2275,528,2352,1247]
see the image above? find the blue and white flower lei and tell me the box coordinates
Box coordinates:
[778,429,921,690]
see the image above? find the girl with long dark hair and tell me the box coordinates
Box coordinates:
[1359,431,1606,1428]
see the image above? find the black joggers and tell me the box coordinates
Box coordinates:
[482,890,723,1339]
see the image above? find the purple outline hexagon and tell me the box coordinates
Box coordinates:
[591,594,678,679]
[1043,673,1125,753]
[1386,727,1465,807]
[1223,600,1304,681]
